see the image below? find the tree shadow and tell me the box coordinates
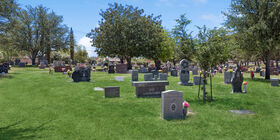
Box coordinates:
[0,74,14,79]
[0,120,53,140]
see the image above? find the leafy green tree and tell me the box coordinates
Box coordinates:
[87,3,163,69]
[172,14,195,62]
[15,5,68,65]
[195,26,231,102]
[74,45,88,63]
[224,0,280,79]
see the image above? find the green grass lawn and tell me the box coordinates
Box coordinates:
[0,68,280,140]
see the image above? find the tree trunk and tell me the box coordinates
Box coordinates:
[276,60,279,69]
[32,58,36,66]
[46,46,51,64]
[126,57,132,70]
[265,56,270,80]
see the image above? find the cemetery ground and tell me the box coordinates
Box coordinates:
[0,68,280,140]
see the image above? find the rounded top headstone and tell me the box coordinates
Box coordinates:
[180,59,189,69]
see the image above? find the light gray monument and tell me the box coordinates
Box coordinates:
[193,76,204,85]
[104,87,120,98]
[131,70,138,81]
[159,73,168,81]
[271,78,279,86]
[192,68,199,75]
[178,59,193,86]
[144,73,153,81]
[162,90,185,120]
[224,71,233,84]
[132,81,169,98]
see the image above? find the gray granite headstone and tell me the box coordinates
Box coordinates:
[39,62,46,69]
[144,73,153,81]
[193,76,204,85]
[192,68,199,75]
[104,87,120,98]
[131,70,139,81]
[178,59,193,86]
[170,69,178,77]
[231,67,243,93]
[159,73,168,81]
[224,71,233,84]
[162,90,185,120]
[270,78,279,86]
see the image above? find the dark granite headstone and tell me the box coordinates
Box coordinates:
[0,63,9,73]
[270,78,279,86]
[170,68,178,77]
[116,64,127,73]
[18,62,26,67]
[231,67,243,93]
[72,66,91,82]
[108,65,115,74]
[131,70,138,81]
[104,87,120,98]
[132,81,169,98]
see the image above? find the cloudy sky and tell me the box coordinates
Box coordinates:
[19,0,231,57]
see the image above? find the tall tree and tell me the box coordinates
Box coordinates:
[172,14,195,62]
[224,0,280,79]
[70,27,74,61]
[87,3,163,69]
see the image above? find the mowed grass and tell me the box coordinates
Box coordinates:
[0,67,279,140]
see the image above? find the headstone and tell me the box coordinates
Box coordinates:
[18,62,26,67]
[144,73,153,81]
[162,90,185,120]
[255,67,261,73]
[72,66,91,82]
[193,76,204,85]
[270,78,279,86]
[108,65,115,74]
[178,59,193,86]
[39,62,46,69]
[15,59,20,65]
[231,67,243,93]
[170,68,178,77]
[104,87,120,98]
[159,73,168,81]
[132,81,169,98]
[116,64,127,73]
[131,70,138,81]
[260,70,265,77]
[224,71,233,84]
[192,68,199,75]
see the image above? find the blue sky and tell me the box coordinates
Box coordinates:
[19,0,232,56]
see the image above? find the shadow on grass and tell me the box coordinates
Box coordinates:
[0,120,52,140]
[0,74,14,79]
[244,77,270,83]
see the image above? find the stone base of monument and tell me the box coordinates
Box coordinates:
[177,82,193,86]
[132,81,169,98]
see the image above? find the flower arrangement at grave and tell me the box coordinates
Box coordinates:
[182,101,189,118]
[67,70,72,77]
[243,81,248,93]
[228,69,233,72]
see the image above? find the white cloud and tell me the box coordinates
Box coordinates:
[78,36,96,57]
